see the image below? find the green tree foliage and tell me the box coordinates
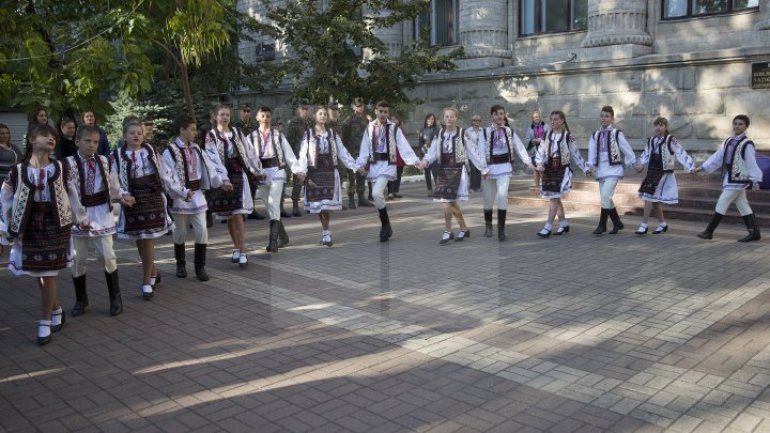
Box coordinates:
[0,0,154,118]
[0,0,236,122]
[249,0,462,107]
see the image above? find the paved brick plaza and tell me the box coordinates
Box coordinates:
[1,178,770,433]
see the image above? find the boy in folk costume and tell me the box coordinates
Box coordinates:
[65,125,123,317]
[693,115,763,241]
[478,105,534,241]
[295,106,358,246]
[248,106,301,252]
[586,106,637,234]
[355,101,420,242]
[417,107,487,244]
[163,113,230,281]
[205,104,262,267]
[633,117,695,235]
[1,124,88,345]
[534,111,589,237]
[114,120,190,300]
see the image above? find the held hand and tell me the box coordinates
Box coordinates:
[482,172,491,180]
[295,172,306,182]
[585,169,593,177]
[121,194,136,208]
[222,181,234,192]
[753,182,761,191]
[529,164,537,172]
[692,166,703,174]
[532,138,541,144]
[78,221,92,231]
[185,190,194,201]
[634,164,644,173]
[535,164,544,172]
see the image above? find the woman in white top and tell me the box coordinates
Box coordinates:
[296,106,358,247]
[418,107,487,245]
[633,117,694,235]
[534,110,588,237]
[114,120,189,300]
[204,104,262,267]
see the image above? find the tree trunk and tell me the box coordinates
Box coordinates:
[179,61,196,122]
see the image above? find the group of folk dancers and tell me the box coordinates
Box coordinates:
[0,101,763,345]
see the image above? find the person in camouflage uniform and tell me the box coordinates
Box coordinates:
[340,98,374,208]
[285,101,314,216]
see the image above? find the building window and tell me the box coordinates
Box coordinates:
[520,0,588,36]
[414,0,459,46]
[662,0,759,19]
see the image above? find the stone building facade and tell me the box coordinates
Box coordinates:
[238,0,770,151]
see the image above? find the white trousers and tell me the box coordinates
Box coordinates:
[372,177,390,210]
[72,235,117,277]
[258,182,284,220]
[482,177,510,210]
[172,212,208,245]
[715,189,753,215]
[599,178,619,209]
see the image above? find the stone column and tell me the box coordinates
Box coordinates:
[755,0,770,30]
[457,0,511,69]
[581,0,652,60]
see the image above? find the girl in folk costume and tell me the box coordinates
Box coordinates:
[355,100,420,242]
[693,115,763,242]
[296,106,358,247]
[478,105,534,241]
[204,104,262,267]
[586,106,637,234]
[0,124,88,345]
[248,106,301,253]
[66,125,123,317]
[163,113,230,281]
[633,117,695,235]
[417,107,487,245]
[534,111,589,237]
[114,120,190,300]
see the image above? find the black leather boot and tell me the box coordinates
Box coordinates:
[174,243,187,278]
[738,213,761,242]
[593,209,609,234]
[358,192,374,207]
[266,220,279,253]
[105,270,123,316]
[280,193,291,218]
[292,200,302,217]
[484,209,493,237]
[194,243,209,281]
[497,209,507,241]
[379,207,393,242]
[277,220,289,248]
[71,275,88,316]
[697,213,723,239]
[608,208,625,234]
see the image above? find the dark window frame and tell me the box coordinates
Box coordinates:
[413,0,460,47]
[518,0,588,37]
[660,0,759,20]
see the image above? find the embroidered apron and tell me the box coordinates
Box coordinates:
[434,152,463,200]
[639,153,664,195]
[123,175,166,234]
[306,153,336,202]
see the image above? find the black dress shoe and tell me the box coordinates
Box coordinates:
[142,285,154,300]
[455,229,470,242]
[439,231,454,245]
[50,310,65,333]
[37,324,51,346]
[635,226,648,235]
[653,225,668,234]
[555,225,569,235]
[151,272,161,288]
[537,229,551,238]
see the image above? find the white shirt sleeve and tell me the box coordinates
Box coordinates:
[701,145,724,174]
[617,131,637,166]
[395,128,419,166]
[512,132,532,165]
